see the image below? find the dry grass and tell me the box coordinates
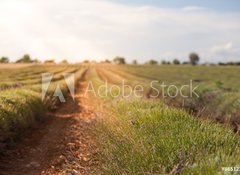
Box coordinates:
[0,63,33,69]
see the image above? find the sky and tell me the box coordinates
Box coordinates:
[0,0,239,63]
[114,0,240,12]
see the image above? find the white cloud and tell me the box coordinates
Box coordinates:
[181,6,208,12]
[208,42,240,62]
[211,42,234,53]
[0,0,239,63]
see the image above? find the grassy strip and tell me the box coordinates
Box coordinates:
[0,66,87,146]
[97,64,240,129]
[89,67,240,174]
[0,65,78,90]
[96,99,240,174]
[0,89,46,143]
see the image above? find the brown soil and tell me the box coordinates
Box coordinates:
[0,71,99,175]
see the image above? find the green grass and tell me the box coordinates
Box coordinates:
[88,65,240,174]
[96,99,240,175]
[96,64,240,126]
[0,89,46,142]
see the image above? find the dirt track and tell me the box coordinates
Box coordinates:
[0,71,98,175]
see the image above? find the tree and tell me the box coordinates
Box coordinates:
[218,61,240,66]
[173,59,180,65]
[0,57,9,63]
[104,59,111,63]
[32,59,40,63]
[113,56,126,64]
[189,52,200,65]
[148,59,158,65]
[161,60,167,65]
[132,60,138,65]
[61,59,68,64]
[16,54,33,63]
[83,60,89,63]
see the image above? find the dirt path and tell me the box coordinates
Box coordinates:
[0,71,98,175]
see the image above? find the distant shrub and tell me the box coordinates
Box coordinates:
[61,59,68,64]
[16,54,33,63]
[172,59,180,65]
[44,59,55,64]
[189,52,200,65]
[148,59,158,65]
[113,56,126,65]
[132,60,138,65]
[83,60,89,63]
[0,56,9,63]
[161,60,171,65]
[219,62,240,66]
[161,60,167,65]
[101,59,111,64]
[32,59,40,63]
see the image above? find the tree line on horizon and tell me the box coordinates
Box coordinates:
[105,52,240,66]
[0,54,67,64]
[108,53,199,65]
[0,53,239,66]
